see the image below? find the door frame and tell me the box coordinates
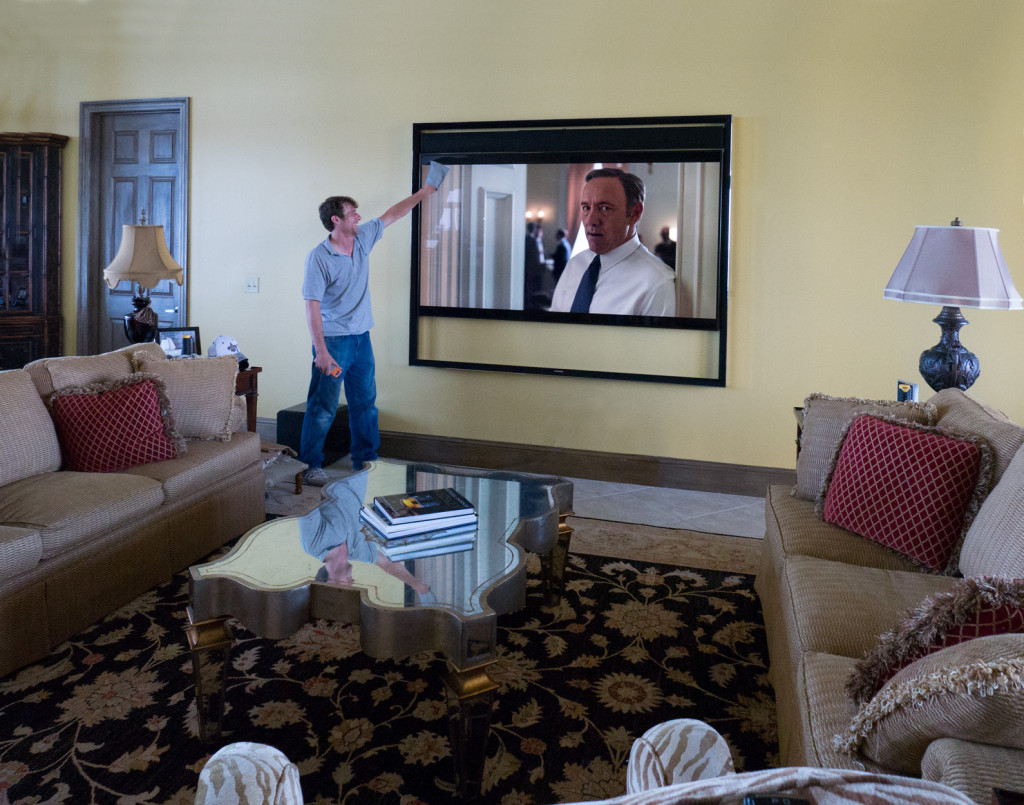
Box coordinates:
[77,97,189,355]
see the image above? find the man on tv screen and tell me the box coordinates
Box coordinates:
[549,168,676,317]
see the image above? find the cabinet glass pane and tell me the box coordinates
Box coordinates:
[8,152,32,310]
[0,151,5,310]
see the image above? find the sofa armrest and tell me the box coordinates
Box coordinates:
[922,738,1024,805]
[0,525,43,582]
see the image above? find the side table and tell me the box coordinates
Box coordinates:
[235,366,262,433]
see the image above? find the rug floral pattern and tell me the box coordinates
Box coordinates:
[0,549,777,804]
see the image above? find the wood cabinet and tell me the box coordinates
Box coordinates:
[0,133,68,370]
[235,366,263,433]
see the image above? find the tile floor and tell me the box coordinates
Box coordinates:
[566,476,765,539]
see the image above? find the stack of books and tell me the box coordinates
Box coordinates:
[360,487,477,560]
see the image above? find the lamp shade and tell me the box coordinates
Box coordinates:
[884,224,1022,310]
[102,225,184,290]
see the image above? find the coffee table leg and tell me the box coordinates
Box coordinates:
[541,513,574,606]
[184,610,233,743]
[443,662,498,800]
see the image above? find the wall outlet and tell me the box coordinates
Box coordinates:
[244,276,259,294]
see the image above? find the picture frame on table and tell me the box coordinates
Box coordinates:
[157,326,201,358]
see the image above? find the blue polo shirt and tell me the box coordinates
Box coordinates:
[302,218,384,336]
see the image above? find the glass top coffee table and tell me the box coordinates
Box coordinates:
[186,459,573,799]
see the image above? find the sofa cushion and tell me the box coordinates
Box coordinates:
[763,485,924,577]
[794,393,937,501]
[132,354,238,441]
[781,555,955,660]
[846,577,1024,705]
[835,633,1024,774]
[50,375,183,473]
[0,471,165,560]
[123,431,262,502]
[230,394,247,433]
[821,416,990,574]
[0,368,62,486]
[798,652,874,770]
[959,442,1024,578]
[929,388,1024,485]
[0,525,43,582]
[921,739,1024,805]
[25,342,165,398]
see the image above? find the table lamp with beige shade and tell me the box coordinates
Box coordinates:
[102,213,184,343]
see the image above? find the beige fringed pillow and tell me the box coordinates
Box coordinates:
[928,388,1024,486]
[794,393,937,501]
[229,394,248,433]
[834,633,1024,774]
[132,354,238,441]
[959,444,1024,579]
[0,368,62,485]
[847,577,1024,704]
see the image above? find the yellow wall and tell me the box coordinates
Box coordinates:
[3,0,1023,472]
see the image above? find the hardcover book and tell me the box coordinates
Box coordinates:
[373,487,475,524]
[360,505,477,537]
[379,540,474,561]
[367,525,477,551]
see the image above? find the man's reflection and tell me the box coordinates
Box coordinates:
[298,479,433,603]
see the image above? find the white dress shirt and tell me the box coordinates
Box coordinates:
[549,235,676,316]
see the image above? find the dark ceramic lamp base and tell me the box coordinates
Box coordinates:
[124,295,159,343]
[919,305,980,392]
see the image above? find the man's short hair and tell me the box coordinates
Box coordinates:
[319,196,358,231]
[585,168,645,211]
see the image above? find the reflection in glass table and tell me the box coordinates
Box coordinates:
[186,459,573,799]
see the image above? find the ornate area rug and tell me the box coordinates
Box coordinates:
[0,544,778,804]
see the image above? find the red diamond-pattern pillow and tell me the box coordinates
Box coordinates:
[822,415,983,573]
[847,577,1024,704]
[51,377,178,472]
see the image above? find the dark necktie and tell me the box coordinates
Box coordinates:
[570,256,601,313]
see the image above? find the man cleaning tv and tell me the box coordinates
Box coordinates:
[299,161,449,485]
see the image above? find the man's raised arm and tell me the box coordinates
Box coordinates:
[379,161,449,228]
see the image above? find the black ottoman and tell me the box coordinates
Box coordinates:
[276,402,351,466]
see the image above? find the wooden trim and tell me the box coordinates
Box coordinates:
[0,133,69,146]
[379,431,794,497]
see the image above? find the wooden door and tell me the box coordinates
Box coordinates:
[78,99,189,355]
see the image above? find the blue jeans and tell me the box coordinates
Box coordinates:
[298,332,379,470]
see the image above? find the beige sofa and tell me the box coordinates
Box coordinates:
[0,342,265,678]
[756,389,1024,803]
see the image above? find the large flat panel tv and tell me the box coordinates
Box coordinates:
[410,116,731,385]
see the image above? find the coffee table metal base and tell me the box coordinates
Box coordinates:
[444,661,500,799]
[184,612,233,744]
